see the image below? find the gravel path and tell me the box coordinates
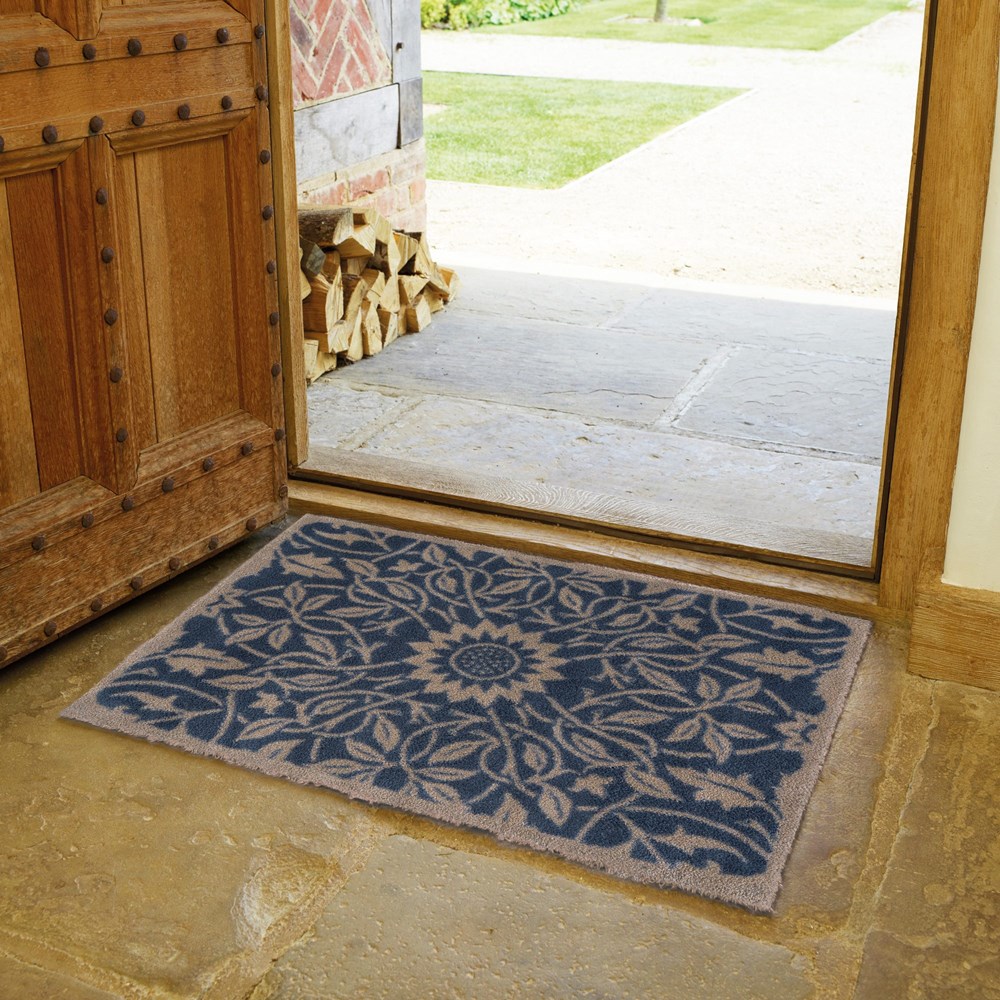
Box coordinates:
[422,8,924,296]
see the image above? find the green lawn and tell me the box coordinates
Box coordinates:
[424,72,742,188]
[478,0,910,50]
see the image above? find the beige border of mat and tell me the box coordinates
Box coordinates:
[64,515,872,912]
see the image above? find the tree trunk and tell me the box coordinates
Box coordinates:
[653,0,668,22]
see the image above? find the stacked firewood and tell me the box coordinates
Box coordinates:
[297,205,459,382]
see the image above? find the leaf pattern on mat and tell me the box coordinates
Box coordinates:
[87,518,863,884]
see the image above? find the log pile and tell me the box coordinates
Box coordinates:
[297,206,459,382]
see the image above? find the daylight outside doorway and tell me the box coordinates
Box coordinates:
[300,0,925,573]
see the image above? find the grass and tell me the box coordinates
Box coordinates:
[477,0,910,50]
[423,71,743,188]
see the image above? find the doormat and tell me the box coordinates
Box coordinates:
[64,516,870,911]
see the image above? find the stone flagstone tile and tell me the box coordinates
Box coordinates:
[337,313,712,425]
[611,288,897,361]
[854,683,1000,1000]
[672,346,891,459]
[0,527,385,1000]
[306,380,412,449]
[0,953,122,1000]
[349,394,879,561]
[253,835,815,1000]
[772,626,907,923]
[444,266,650,327]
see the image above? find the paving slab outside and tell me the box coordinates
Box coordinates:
[2,525,999,998]
[306,267,893,565]
[305,7,923,566]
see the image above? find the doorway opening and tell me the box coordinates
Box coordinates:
[293,0,927,578]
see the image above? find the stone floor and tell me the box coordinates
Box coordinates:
[304,266,893,566]
[1,523,998,999]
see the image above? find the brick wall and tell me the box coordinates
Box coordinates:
[298,139,427,233]
[289,0,392,105]
[290,0,426,232]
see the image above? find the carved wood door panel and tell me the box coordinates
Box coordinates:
[0,0,287,667]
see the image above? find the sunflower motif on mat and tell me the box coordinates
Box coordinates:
[406,620,566,707]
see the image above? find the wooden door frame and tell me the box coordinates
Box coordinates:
[265,0,310,468]
[874,0,999,614]
[266,0,1000,620]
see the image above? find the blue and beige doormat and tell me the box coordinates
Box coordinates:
[65,516,871,911]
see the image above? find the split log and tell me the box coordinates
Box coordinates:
[321,249,342,282]
[399,274,428,306]
[410,233,434,276]
[373,232,402,276]
[342,273,370,331]
[344,311,364,362]
[361,268,386,305]
[338,223,377,259]
[440,266,460,302]
[378,307,400,346]
[342,256,368,277]
[393,232,418,273]
[378,275,401,313]
[361,301,384,356]
[302,272,344,333]
[354,207,393,247]
[329,320,352,353]
[405,295,433,333]
[328,267,344,317]
[299,239,327,279]
[425,263,450,296]
[298,206,354,248]
[304,320,350,355]
[409,234,449,294]
[315,349,338,376]
[303,339,319,383]
[423,286,445,314]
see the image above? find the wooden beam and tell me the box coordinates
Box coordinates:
[266,0,310,467]
[298,446,877,574]
[879,0,1000,612]
[910,565,1000,691]
[288,480,886,621]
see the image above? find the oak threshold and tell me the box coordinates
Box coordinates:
[296,445,877,577]
[288,479,885,621]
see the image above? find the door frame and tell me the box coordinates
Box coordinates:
[872,0,999,614]
[267,0,1000,619]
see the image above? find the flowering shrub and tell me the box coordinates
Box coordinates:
[422,0,577,29]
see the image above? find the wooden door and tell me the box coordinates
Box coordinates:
[0,0,287,667]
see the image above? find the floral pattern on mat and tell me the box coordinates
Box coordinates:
[66,517,868,908]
